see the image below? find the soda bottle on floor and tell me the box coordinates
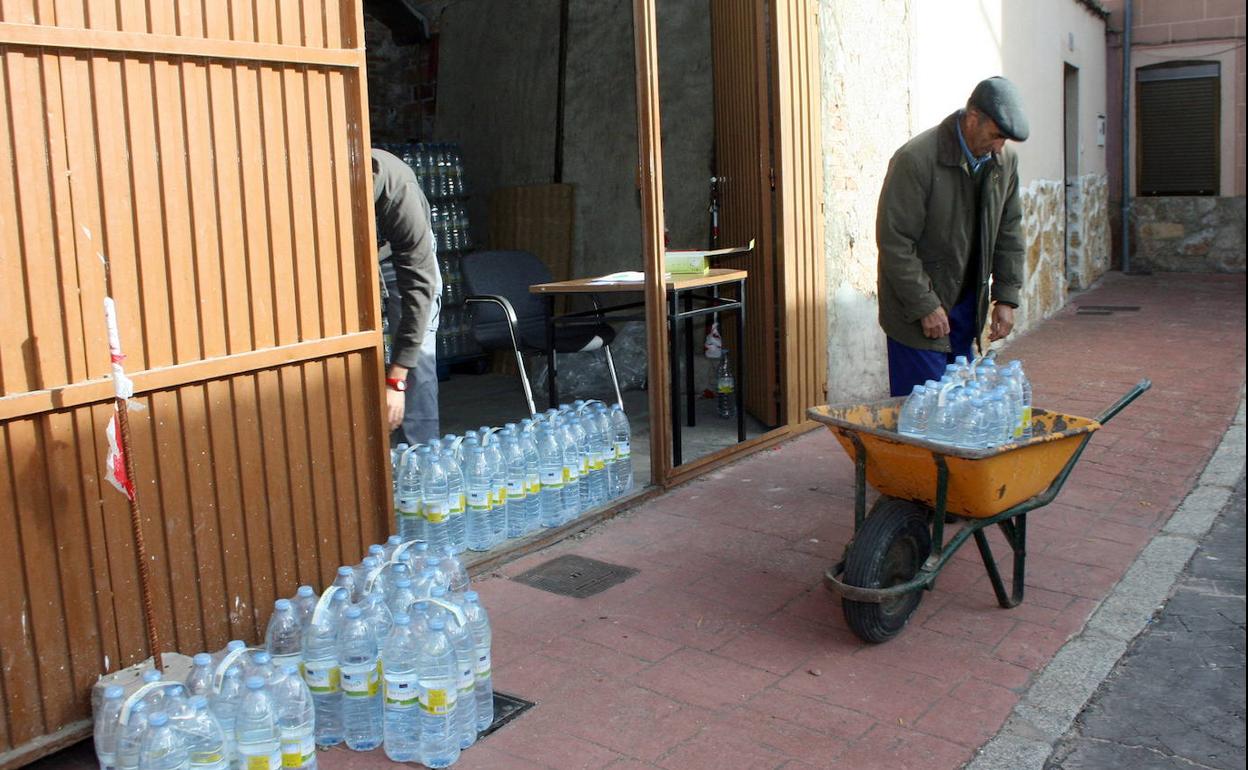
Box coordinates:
[608,404,633,496]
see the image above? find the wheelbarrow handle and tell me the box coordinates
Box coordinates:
[1095,379,1152,425]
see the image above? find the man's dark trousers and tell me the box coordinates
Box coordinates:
[886,289,977,397]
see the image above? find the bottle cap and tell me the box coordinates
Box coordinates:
[344,606,363,619]
[190,695,209,711]
[429,617,446,631]
[387,535,403,546]
[274,598,291,611]
[148,712,169,727]
[104,685,125,699]
[911,384,924,394]
[369,544,385,557]
[193,653,212,666]
[227,640,246,651]
[282,664,298,676]
[337,566,354,577]
[253,651,271,664]
[297,585,315,598]
[246,676,265,691]
[394,613,411,625]
[396,578,412,588]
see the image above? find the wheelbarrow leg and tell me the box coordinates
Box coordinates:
[973,514,1027,609]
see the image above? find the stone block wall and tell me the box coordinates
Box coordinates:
[1131,197,1247,272]
[1015,180,1067,337]
[1066,173,1112,290]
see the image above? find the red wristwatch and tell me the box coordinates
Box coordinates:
[386,377,407,392]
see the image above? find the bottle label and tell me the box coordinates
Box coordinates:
[468,490,491,510]
[384,673,421,708]
[540,469,563,488]
[564,466,579,482]
[717,379,734,394]
[397,498,421,517]
[527,475,541,495]
[589,452,605,471]
[614,442,631,460]
[495,485,508,505]
[271,652,301,672]
[242,751,279,770]
[301,659,340,694]
[279,733,314,768]
[458,667,475,696]
[190,750,227,769]
[340,662,379,697]
[475,650,492,679]
[423,500,449,524]
[580,457,589,474]
[1017,406,1032,438]
[454,493,467,514]
[420,685,455,715]
[507,479,526,498]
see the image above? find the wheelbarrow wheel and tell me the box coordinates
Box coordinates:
[842,498,933,643]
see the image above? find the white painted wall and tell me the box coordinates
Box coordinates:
[818,0,1110,402]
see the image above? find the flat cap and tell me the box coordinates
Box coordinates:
[969,76,1029,142]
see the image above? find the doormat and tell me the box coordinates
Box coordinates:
[512,554,639,598]
[481,691,536,739]
[1076,305,1142,316]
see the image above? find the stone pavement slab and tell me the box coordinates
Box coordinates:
[1044,475,1245,770]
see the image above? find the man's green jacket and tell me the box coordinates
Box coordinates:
[876,111,1025,352]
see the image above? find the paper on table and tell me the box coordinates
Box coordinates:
[589,271,646,283]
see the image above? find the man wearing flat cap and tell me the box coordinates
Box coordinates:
[876,76,1029,396]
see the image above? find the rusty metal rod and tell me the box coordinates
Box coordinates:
[114,397,163,672]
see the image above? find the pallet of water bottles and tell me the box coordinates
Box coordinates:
[93,539,495,769]
[392,400,636,553]
[896,353,1035,447]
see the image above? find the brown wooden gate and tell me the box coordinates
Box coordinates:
[0,2,385,765]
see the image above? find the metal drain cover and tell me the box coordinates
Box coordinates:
[512,554,639,598]
[480,691,535,739]
[1077,305,1141,315]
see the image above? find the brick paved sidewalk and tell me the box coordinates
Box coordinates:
[328,273,1245,770]
[38,273,1240,770]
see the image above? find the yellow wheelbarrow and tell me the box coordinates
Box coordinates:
[806,380,1151,643]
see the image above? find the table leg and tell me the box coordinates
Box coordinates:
[545,295,558,409]
[668,290,682,466]
[684,291,695,428]
[736,279,745,443]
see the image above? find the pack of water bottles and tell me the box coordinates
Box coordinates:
[896,354,1034,448]
[391,400,635,555]
[93,541,494,769]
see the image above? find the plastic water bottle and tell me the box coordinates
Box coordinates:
[245,651,275,686]
[716,349,736,418]
[608,404,633,497]
[139,670,167,713]
[963,396,991,449]
[428,591,476,750]
[301,589,345,747]
[270,667,317,770]
[382,613,423,763]
[534,422,564,527]
[418,448,450,552]
[434,546,470,600]
[336,606,383,751]
[234,677,280,770]
[462,591,494,732]
[417,617,461,768]
[292,586,317,632]
[462,443,494,551]
[214,639,247,680]
[566,417,591,513]
[163,685,193,724]
[265,599,302,671]
[183,654,213,700]
[365,593,395,641]
[556,415,583,522]
[179,696,228,770]
[445,447,470,553]
[498,430,529,538]
[975,356,1000,388]
[585,405,611,506]
[95,684,126,770]
[116,700,150,770]
[136,712,187,770]
[897,385,929,437]
[208,669,241,764]
[331,566,356,603]
[514,422,543,532]
[478,427,509,546]
[387,577,419,617]
[1013,361,1033,439]
[395,446,424,543]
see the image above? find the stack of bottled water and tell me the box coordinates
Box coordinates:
[94,541,493,768]
[897,355,1033,449]
[389,400,634,555]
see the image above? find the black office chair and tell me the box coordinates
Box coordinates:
[461,250,623,416]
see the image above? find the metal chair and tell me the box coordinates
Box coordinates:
[461,250,623,416]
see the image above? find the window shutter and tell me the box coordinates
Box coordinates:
[1137,64,1219,196]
